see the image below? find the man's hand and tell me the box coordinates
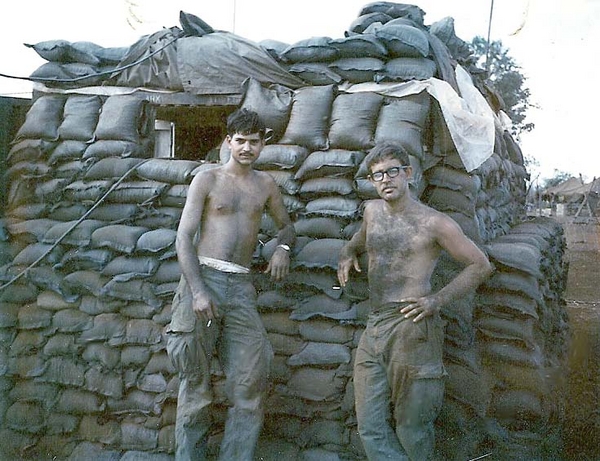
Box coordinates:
[192,290,217,325]
[337,253,361,287]
[400,297,440,323]
[265,247,290,281]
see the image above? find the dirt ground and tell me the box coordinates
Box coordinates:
[558,217,600,460]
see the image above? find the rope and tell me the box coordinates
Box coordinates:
[0,158,153,291]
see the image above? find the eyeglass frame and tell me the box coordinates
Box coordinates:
[367,166,410,182]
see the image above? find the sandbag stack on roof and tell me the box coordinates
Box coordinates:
[1,2,568,459]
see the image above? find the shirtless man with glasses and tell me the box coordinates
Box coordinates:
[338,143,492,460]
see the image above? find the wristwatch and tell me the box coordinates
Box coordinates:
[277,244,291,252]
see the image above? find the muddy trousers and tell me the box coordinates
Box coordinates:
[354,304,446,461]
[167,266,272,461]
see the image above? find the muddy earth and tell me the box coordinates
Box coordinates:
[560,218,600,460]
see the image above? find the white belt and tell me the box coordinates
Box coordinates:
[198,256,250,274]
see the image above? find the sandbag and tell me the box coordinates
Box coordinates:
[48,140,89,165]
[279,85,336,151]
[58,95,102,142]
[259,39,289,60]
[150,260,181,283]
[284,367,346,401]
[257,290,298,311]
[5,203,50,221]
[160,185,189,207]
[374,92,430,158]
[5,402,45,434]
[87,204,140,223]
[5,161,51,180]
[135,159,201,184]
[55,248,114,271]
[83,140,152,160]
[295,149,365,180]
[288,62,343,86]
[10,331,47,356]
[280,37,339,63]
[240,78,294,141]
[359,2,426,26]
[24,39,100,64]
[347,12,393,35]
[104,181,169,204]
[303,196,361,219]
[91,224,149,254]
[328,58,384,83]
[264,171,301,195]
[298,177,355,200]
[94,96,150,143]
[7,139,56,164]
[12,243,64,266]
[39,357,85,386]
[425,166,480,200]
[101,280,161,309]
[379,57,437,81]
[288,342,351,367]
[54,160,86,180]
[294,217,345,239]
[84,368,123,398]
[424,187,476,217]
[290,293,351,321]
[328,92,383,150]
[133,207,182,230]
[253,144,309,171]
[331,34,388,59]
[102,255,160,281]
[79,313,127,343]
[481,340,543,369]
[136,229,177,254]
[375,23,430,58]
[485,242,543,279]
[63,180,112,203]
[15,95,66,141]
[42,219,105,247]
[478,290,539,319]
[84,157,145,181]
[282,194,305,214]
[52,309,93,333]
[292,238,347,270]
[284,270,342,299]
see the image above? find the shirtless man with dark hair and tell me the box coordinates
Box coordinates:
[167,108,295,461]
[338,143,492,460]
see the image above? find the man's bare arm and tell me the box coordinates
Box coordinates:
[337,217,367,287]
[265,176,295,281]
[176,172,217,321]
[402,214,493,322]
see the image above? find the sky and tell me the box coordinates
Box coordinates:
[0,0,598,183]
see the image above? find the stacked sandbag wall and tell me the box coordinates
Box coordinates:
[0,93,186,460]
[0,4,568,460]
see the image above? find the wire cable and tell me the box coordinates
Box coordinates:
[0,158,152,291]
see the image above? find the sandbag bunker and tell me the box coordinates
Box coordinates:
[0,2,568,460]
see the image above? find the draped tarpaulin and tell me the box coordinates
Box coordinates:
[177,32,305,95]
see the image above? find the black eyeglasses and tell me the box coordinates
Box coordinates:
[368,166,408,182]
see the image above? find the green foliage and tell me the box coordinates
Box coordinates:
[470,36,534,137]
[543,170,573,189]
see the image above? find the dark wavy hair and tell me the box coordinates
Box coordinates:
[226,108,266,139]
[364,143,411,173]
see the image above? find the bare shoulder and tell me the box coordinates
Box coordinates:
[188,166,220,196]
[254,170,280,192]
[362,199,384,220]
